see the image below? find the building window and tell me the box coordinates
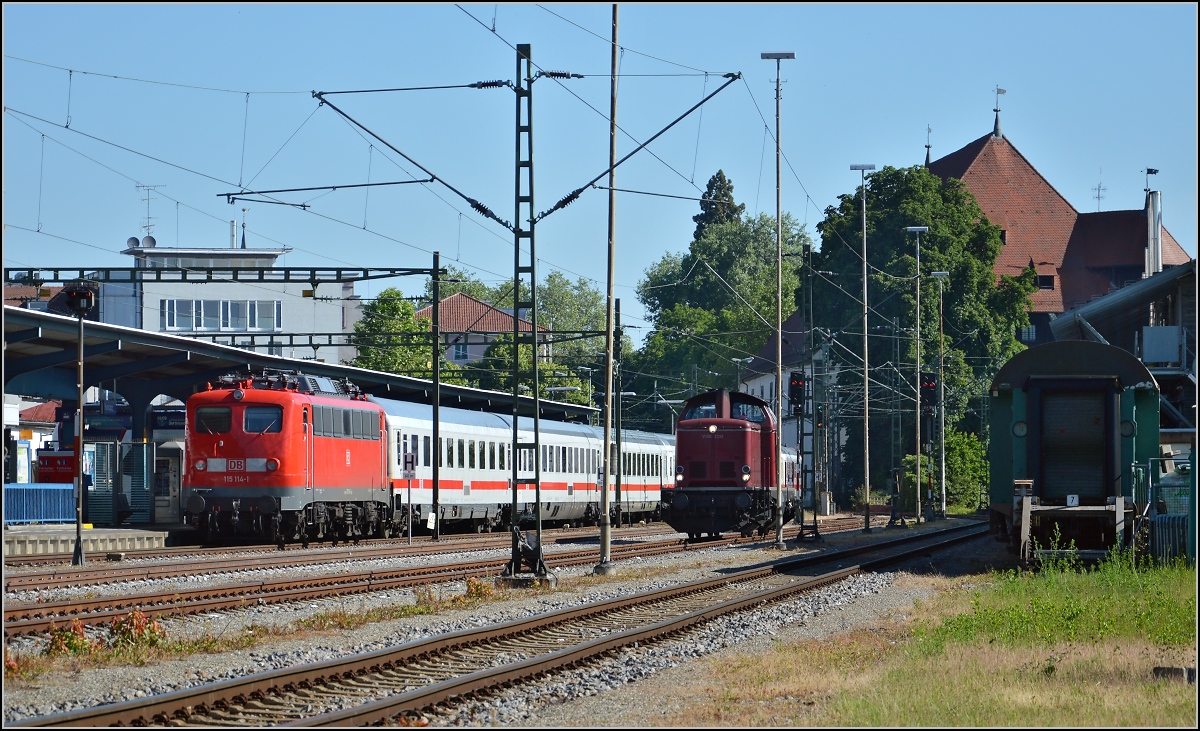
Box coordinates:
[999,230,1007,245]
[161,299,280,332]
[1019,325,1037,343]
[452,342,468,360]
[1037,275,1055,290]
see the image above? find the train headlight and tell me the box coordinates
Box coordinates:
[741,465,751,482]
[266,458,280,471]
[233,389,245,401]
[194,460,206,471]
[708,424,717,433]
[675,465,684,482]
[1011,421,1027,437]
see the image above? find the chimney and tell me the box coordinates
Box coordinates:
[1146,191,1163,276]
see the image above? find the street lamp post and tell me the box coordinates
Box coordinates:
[931,271,949,518]
[906,226,929,524]
[731,357,753,392]
[762,51,794,551]
[851,164,875,532]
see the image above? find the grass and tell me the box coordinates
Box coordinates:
[659,548,1197,727]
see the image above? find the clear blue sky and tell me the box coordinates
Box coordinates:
[4,4,1196,347]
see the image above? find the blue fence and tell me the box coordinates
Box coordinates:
[4,483,75,524]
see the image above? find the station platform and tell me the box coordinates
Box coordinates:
[3,522,199,558]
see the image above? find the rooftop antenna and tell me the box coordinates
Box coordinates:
[135,184,162,237]
[1144,167,1159,193]
[240,207,248,249]
[992,86,1006,139]
[924,125,932,167]
[1092,168,1105,211]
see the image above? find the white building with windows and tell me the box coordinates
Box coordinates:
[101,234,355,364]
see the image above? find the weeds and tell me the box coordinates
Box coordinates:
[4,577,507,682]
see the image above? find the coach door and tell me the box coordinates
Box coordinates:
[303,406,314,496]
[153,449,180,524]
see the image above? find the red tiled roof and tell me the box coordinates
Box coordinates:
[414,292,548,333]
[1161,227,1190,266]
[928,131,1193,314]
[747,309,810,374]
[4,285,61,307]
[20,400,61,424]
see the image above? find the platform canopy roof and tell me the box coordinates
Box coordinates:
[2,306,594,423]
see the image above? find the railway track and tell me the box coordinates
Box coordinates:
[3,516,890,639]
[2,523,671,569]
[4,515,884,593]
[9,521,987,727]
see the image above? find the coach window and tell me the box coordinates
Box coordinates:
[396,432,404,465]
[488,442,496,470]
[468,440,476,469]
[423,436,431,467]
[194,406,231,434]
[244,405,282,434]
[457,439,466,469]
[478,441,485,470]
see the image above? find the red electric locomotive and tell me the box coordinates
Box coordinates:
[661,389,799,539]
[185,371,389,547]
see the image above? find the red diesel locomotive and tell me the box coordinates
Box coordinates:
[661,389,799,539]
[185,371,388,547]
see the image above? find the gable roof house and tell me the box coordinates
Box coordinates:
[415,292,550,366]
[927,111,1191,347]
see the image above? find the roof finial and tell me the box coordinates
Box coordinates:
[993,86,1006,139]
[924,125,932,167]
[240,207,248,249]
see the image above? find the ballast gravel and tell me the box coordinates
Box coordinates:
[3,523,987,726]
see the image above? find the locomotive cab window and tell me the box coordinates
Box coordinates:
[244,405,283,434]
[731,402,766,423]
[682,403,716,420]
[194,406,232,434]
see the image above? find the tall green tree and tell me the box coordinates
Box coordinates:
[811,165,1036,503]
[632,197,813,435]
[422,265,507,306]
[692,169,746,241]
[349,287,465,384]
[538,270,606,365]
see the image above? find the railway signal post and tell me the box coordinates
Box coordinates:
[63,280,96,566]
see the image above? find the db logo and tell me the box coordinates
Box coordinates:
[228,459,245,471]
[345,450,351,466]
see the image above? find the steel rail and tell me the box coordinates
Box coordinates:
[10,523,985,727]
[2,539,686,638]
